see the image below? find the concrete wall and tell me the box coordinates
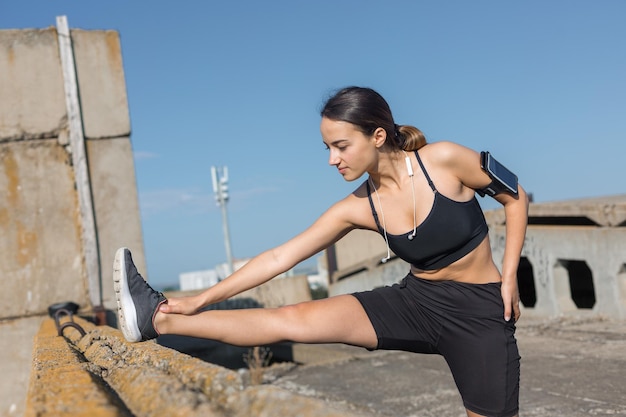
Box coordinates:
[0,26,144,318]
[328,196,626,320]
[0,26,145,416]
[332,229,389,273]
[486,195,626,318]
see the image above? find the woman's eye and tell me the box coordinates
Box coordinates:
[323,143,347,152]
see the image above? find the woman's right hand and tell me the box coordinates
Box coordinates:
[159,295,204,315]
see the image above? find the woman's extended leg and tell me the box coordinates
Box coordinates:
[114,246,377,348]
[156,295,378,349]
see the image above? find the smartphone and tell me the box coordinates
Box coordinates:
[480,151,518,196]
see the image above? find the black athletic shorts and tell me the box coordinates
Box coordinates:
[353,274,520,417]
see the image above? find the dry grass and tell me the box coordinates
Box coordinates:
[244,346,273,385]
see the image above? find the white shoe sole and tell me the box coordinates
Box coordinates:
[113,247,142,342]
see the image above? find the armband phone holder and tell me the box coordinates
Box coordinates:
[477,151,519,197]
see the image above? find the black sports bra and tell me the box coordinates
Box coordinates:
[366,150,488,270]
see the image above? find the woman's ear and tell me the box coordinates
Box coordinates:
[372,127,387,148]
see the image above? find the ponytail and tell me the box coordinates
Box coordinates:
[396,124,427,151]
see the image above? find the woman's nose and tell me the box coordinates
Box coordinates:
[328,149,340,165]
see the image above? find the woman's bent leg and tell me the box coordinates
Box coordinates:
[155,295,378,349]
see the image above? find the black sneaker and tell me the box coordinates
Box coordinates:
[113,247,167,342]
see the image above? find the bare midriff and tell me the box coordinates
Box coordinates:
[410,236,501,284]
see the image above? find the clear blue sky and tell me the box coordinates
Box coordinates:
[3,1,625,289]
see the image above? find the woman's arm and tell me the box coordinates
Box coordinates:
[492,187,529,321]
[161,195,360,315]
[439,142,529,321]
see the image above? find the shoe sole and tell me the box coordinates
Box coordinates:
[113,247,142,342]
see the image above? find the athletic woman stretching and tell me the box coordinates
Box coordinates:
[114,86,528,417]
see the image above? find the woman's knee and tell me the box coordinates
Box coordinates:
[272,296,376,346]
[262,302,312,342]
[279,300,320,326]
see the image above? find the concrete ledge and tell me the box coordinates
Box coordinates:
[26,316,361,417]
[25,318,127,417]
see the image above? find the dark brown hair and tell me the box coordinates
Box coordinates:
[320,86,426,151]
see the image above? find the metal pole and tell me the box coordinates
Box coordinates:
[57,16,103,320]
[211,166,235,276]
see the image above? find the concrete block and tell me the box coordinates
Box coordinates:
[233,274,313,307]
[0,141,87,318]
[333,229,388,271]
[329,258,408,297]
[72,30,131,139]
[492,225,626,319]
[0,29,67,140]
[87,137,146,311]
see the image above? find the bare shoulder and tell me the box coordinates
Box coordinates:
[327,180,376,231]
[419,141,487,193]
[421,141,478,166]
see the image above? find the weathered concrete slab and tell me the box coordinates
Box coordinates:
[0,29,66,141]
[87,137,146,311]
[0,140,86,318]
[487,202,626,318]
[72,29,131,139]
[485,194,626,227]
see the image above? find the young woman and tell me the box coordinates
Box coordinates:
[114,86,528,417]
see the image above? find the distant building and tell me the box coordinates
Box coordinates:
[179,269,220,291]
[179,259,250,291]
[179,257,326,291]
[306,256,329,290]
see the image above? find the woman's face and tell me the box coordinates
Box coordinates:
[320,117,380,181]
